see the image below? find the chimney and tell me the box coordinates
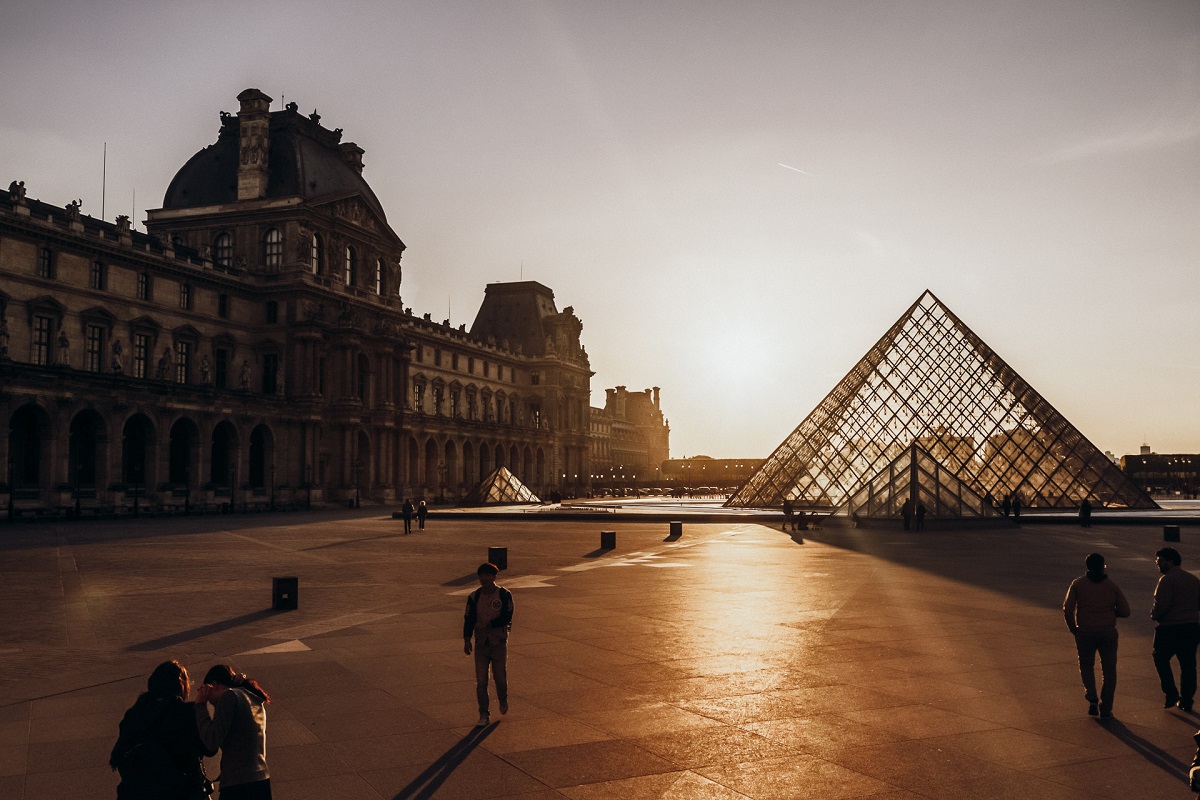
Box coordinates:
[652,386,660,409]
[1140,444,1151,456]
[236,89,272,200]
[339,142,365,174]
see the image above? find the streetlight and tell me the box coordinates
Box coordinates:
[305,463,312,511]
[352,460,361,509]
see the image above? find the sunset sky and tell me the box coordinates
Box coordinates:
[2,0,1196,459]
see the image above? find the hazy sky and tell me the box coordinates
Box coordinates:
[2,0,1197,459]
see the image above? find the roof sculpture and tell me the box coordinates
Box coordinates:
[462,466,541,505]
[727,291,1156,514]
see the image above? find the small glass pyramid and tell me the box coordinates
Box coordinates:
[728,291,1156,514]
[462,466,541,505]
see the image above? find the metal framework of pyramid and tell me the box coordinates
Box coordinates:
[462,466,541,505]
[836,443,998,519]
[728,291,1156,514]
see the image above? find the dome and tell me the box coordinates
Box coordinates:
[162,103,390,225]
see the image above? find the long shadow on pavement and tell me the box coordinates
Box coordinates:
[127,608,279,651]
[394,723,497,799]
[1100,718,1191,785]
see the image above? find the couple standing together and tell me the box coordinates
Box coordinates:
[112,662,271,799]
[1063,547,1200,719]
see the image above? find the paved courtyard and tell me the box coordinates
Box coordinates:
[1,510,1199,799]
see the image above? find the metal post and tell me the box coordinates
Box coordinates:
[305,463,312,511]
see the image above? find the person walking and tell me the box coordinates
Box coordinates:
[400,498,414,534]
[1151,547,1200,711]
[1079,498,1092,528]
[463,562,514,727]
[781,498,794,532]
[901,497,913,531]
[417,499,428,530]
[1011,496,1022,524]
[194,664,272,799]
[111,661,213,800]
[915,501,927,531]
[1063,553,1131,719]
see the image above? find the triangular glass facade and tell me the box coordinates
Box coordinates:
[728,291,1156,513]
[462,466,541,505]
[834,443,998,519]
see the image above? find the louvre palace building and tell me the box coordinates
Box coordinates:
[0,89,594,515]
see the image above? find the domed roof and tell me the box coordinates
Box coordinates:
[162,104,390,225]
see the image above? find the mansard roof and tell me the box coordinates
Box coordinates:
[162,101,391,231]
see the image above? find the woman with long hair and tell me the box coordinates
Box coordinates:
[193,664,272,799]
[111,660,213,799]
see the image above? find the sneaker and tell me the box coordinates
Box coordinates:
[1099,709,1113,720]
[475,713,489,727]
[499,700,509,715]
[1180,700,1194,712]
[1165,695,1181,709]
[1087,702,1098,717]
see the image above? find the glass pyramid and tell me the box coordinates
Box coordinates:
[462,466,541,505]
[836,443,998,520]
[728,291,1156,514]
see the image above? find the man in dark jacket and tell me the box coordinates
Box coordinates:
[1152,547,1200,711]
[1063,553,1131,719]
[464,562,514,727]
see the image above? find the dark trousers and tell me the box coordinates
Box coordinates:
[1075,628,1118,711]
[220,779,272,800]
[1153,622,1200,702]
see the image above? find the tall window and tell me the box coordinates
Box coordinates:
[136,273,151,301]
[133,333,150,378]
[38,247,54,278]
[263,228,283,269]
[262,354,278,395]
[90,261,106,290]
[212,233,233,267]
[214,348,228,389]
[452,353,459,371]
[32,315,53,366]
[85,324,104,373]
[179,284,192,310]
[175,341,191,384]
[311,233,324,274]
[374,259,383,295]
[344,246,357,286]
[265,301,278,324]
[218,294,230,319]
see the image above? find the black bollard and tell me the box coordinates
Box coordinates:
[272,577,298,610]
[488,546,508,570]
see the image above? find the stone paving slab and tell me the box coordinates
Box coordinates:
[1,511,1199,798]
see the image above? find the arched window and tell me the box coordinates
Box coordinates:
[263,228,283,269]
[375,259,383,295]
[212,233,233,267]
[311,233,324,275]
[344,246,357,286]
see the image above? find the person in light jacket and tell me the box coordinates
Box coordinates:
[194,664,272,799]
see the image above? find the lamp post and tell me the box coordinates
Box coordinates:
[305,463,312,511]
[7,451,14,524]
[352,460,361,509]
[436,460,446,503]
[270,461,276,511]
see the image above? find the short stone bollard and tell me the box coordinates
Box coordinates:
[1165,525,1181,543]
[669,520,682,537]
[273,576,298,611]
[600,530,616,549]
[488,546,508,570]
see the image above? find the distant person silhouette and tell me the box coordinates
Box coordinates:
[417,499,428,530]
[1002,496,1011,517]
[1063,553,1130,719]
[901,497,913,530]
[1011,497,1022,524]
[1151,547,1200,711]
[915,501,926,531]
[400,499,414,534]
[781,498,793,531]
[1079,498,1092,528]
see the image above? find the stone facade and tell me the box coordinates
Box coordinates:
[589,386,670,486]
[0,90,591,516]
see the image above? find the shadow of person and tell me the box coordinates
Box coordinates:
[1099,717,1191,785]
[394,724,497,799]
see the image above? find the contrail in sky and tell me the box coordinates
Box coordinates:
[778,163,811,175]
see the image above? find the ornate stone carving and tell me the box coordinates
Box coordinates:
[8,180,26,203]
